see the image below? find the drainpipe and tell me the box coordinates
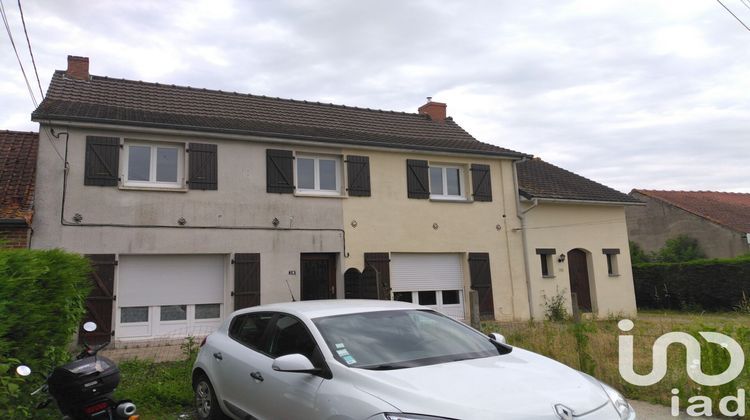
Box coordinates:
[513,158,539,320]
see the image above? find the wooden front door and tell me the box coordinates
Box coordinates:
[567,249,592,312]
[301,253,337,300]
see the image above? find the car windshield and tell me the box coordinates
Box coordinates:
[312,309,501,370]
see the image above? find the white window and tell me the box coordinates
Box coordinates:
[296,155,341,194]
[429,165,465,199]
[124,142,184,188]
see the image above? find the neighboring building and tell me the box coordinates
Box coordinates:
[627,189,750,259]
[517,158,642,319]
[29,56,638,342]
[0,131,38,248]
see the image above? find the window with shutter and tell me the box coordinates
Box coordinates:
[470,164,492,202]
[346,155,371,197]
[266,149,295,193]
[406,159,429,199]
[122,141,185,188]
[188,143,217,190]
[84,136,120,186]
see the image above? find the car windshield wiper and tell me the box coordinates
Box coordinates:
[359,363,409,371]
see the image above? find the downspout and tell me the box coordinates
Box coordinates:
[513,158,539,320]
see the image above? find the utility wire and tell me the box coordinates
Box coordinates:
[716,0,750,32]
[0,0,37,106]
[17,0,43,99]
[740,0,750,13]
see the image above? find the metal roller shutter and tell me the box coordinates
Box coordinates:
[390,253,463,292]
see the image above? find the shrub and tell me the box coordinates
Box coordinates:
[543,289,569,322]
[633,256,750,311]
[654,234,705,263]
[629,241,652,264]
[0,248,91,418]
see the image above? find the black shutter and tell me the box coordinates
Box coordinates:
[266,149,295,193]
[84,136,120,186]
[470,164,492,202]
[346,155,371,197]
[187,143,218,190]
[468,253,495,318]
[80,254,116,344]
[364,252,391,300]
[406,159,429,199]
[234,253,261,310]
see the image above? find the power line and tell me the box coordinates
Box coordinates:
[0,0,37,106]
[17,0,43,99]
[741,0,750,13]
[716,0,750,32]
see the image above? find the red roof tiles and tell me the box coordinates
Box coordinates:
[0,131,38,223]
[633,190,750,233]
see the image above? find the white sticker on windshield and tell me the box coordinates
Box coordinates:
[336,349,350,357]
[342,355,356,365]
[335,343,345,349]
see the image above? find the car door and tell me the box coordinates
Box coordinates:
[251,314,327,420]
[215,312,275,419]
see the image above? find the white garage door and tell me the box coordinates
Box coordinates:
[390,253,465,320]
[117,255,226,340]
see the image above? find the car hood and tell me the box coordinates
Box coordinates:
[351,347,610,420]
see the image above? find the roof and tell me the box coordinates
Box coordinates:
[233,299,422,319]
[632,190,750,233]
[517,158,640,204]
[32,71,525,158]
[0,131,38,224]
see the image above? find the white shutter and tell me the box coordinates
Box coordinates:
[118,255,225,306]
[390,253,463,292]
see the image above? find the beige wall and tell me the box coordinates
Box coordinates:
[522,202,637,319]
[341,149,529,320]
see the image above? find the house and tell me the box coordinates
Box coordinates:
[517,158,641,318]
[627,190,750,259]
[29,56,637,342]
[0,131,38,248]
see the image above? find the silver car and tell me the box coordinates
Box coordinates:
[192,300,635,420]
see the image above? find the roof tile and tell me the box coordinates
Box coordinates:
[0,131,38,222]
[632,190,750,233]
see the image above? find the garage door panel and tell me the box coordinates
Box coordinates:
[390,253,463,292]
[118,255,225,307]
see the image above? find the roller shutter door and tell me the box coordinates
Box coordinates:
[390,253,465,320]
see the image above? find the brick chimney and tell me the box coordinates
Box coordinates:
[66,55,89,80]
[418,98,447,123]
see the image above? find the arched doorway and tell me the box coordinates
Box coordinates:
[567,249,592,312]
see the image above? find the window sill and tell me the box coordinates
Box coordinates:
[608,274,621,278]
[542,275,556,279]
[294,192,347,199]
[429,197,471,203]
[119,185,188,193]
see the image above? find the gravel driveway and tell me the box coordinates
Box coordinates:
[629,400,720,419]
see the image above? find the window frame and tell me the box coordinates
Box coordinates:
[122,140,185,189]
[294,154,342,196]
[606,254,620,276]
[429,164,466,200]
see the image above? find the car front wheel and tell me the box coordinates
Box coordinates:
[194,374,228,420]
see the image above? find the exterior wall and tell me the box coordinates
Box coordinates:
[523,202,637,319]
[341,148,529,321]
[626,192,749,259]
[0,225,30,248]
[32,125,345,311]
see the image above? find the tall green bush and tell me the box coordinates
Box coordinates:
[633,256,750,311]
[0,248,91,418]
[654,234,706,263]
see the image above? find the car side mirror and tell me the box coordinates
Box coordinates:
[488,332,507,345]
[272,353,320,374]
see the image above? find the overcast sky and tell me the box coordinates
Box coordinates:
[1,0,748,192]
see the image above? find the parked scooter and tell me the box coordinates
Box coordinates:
[16,322,138,420]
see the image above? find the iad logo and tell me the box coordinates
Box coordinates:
[618,319,746,417]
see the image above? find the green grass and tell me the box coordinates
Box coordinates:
[483,310,750,410]
[115,356,195,419]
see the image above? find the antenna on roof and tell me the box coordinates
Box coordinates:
[426,96,433,102]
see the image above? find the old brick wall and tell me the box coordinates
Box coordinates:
[0,226,30,248]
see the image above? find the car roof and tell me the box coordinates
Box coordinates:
[231,299,424,320]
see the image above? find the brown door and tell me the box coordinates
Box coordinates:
[301,253,337,300]
[567,249,592,312]
[234,253,261,310]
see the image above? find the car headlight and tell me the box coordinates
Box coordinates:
[384,414,454,420]
[599,382,634,420]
